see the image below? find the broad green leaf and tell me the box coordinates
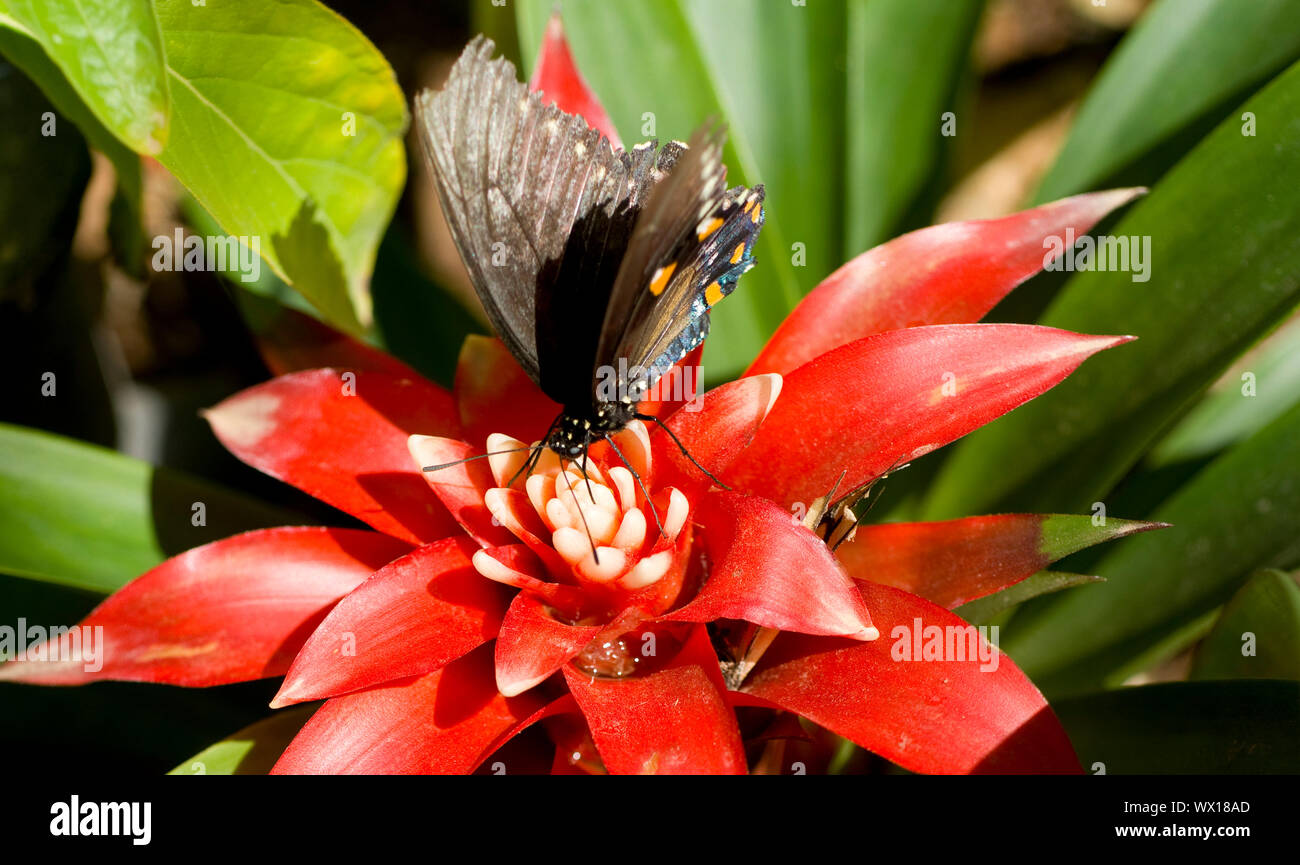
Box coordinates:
[0,0,169,153]
[516,0,843,379]
[1149,317,1300,466]
[1191,569,1300,681]
[1055,680,1300,774]
[150,0,408,333]
[844,0,982,252]
[0,423,308,593]
[923,60,1300,519]
[170,706,318,775]
[1036,0,1300,202]
[956,570,1102,626]
[0,59,89,296]
[1000,400,1300,694]
[0,19,142,210]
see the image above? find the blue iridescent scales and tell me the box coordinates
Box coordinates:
[636,184,767,389]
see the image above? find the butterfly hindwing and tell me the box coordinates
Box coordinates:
[610,181,766,398]
[416,37,639,388]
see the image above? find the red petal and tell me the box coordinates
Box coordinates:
[664,491,877,640]
[837,514,1165,609]
[254,306,418,378]
[454,336,559,449]
[563,626,746,774]
[408,435,517,547]
[743,582,1081,774]
[654,373,782,488]
[495,593,600,697]
[529,11,622,149]
[271,645,542,774]
[637,344,705,421]
[725,324,1131,509]
[748,189,1144,376]
[205,369,460,545]
[0,527,410,686]
[271,537,509,707]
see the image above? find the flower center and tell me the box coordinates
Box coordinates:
[474,422,690,598]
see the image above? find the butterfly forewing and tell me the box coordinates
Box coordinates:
[416,36,632,386]
[618,184,766,392]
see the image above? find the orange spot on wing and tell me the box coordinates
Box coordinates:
[697,217,723,240]
[649,262,677,296]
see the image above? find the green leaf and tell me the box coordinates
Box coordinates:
[0,59,89,296]
[0,18,142,211]
[844,0,982,252]
[1191,569,1300,681]
[1036,0,1300,202]
[1000,400,1300,694]
[169,705,318,775]
[923,60,1300,520]
[516,0,843,379]
[151,0,407,333]
[1055,680,1300,774]
[956,570,1103,626]
[0,423,308,594]
[0,0,406,331]
[0,0,170,153]
[1149,318,1300,466]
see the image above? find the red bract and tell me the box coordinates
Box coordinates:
[0,16,1157,774]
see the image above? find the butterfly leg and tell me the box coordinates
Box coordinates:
[559,460,601,566]
[604,432,665,540]
[634,412,731,490]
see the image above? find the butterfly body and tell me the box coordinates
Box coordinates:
[417,36,764,467]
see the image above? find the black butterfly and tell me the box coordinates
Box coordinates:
[415,35,765,492]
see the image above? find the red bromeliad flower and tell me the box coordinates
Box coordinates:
[0,19,1162,775]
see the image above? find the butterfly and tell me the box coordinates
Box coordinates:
[415,35,765,499]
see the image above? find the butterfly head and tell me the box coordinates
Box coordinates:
[546,399,637,459]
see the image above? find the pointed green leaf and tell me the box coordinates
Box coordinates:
[923,60,1300,519]
[957,571,1103,626]
[1001,400,1300,694]
[0,423,308,593]
[1036,0,1300,201]
[844,0,982,252]
[1191,569,1300,681]
[1150,318,1300,466]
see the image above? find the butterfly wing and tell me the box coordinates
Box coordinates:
[415,36,650,393]
[598,123,766,400]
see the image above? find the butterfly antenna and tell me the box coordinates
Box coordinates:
[506,443,546,489]
[604,432,665,540]
[579,431,598,502]
[634,412,730,489]
[560,458,601,566]
[506,417,560,488]
[421,444,538,473]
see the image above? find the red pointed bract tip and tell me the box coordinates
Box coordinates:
[529,12,622,149]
